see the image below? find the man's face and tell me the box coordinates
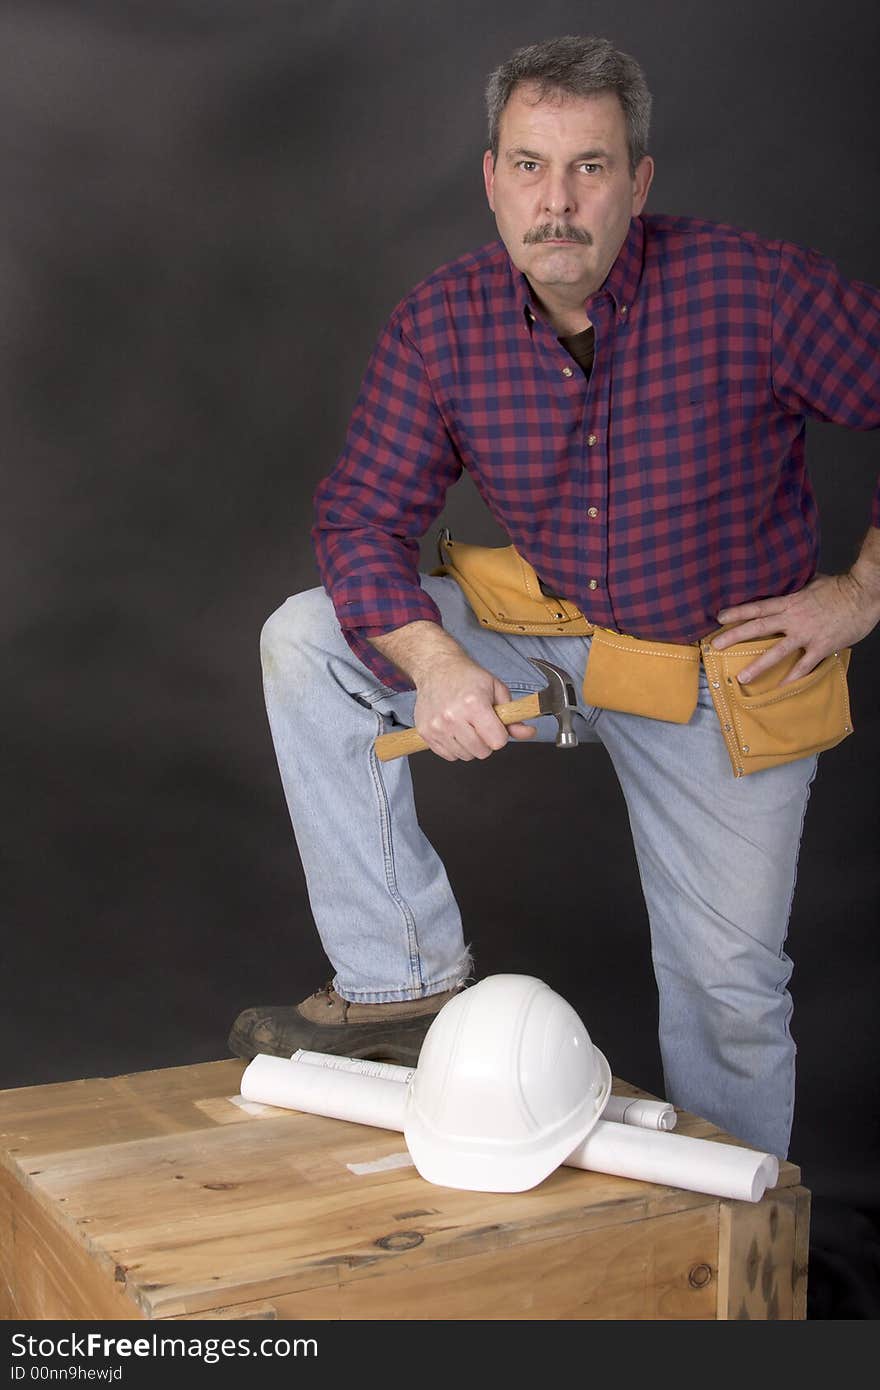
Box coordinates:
[483,84,654,305]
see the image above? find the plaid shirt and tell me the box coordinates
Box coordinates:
[313,214,880,692]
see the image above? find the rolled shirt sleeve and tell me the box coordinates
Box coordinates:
[771,240,880,526]
[312,305,463,689]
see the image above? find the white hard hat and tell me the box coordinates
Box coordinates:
[403,974,611,1192]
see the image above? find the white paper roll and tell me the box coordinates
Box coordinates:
[291,1049,415,1085]
[239,1054,778,1202]
[293,1054,673,1131]
[565,1121,778,1202]
[601,1094,677,1131]
[241,1053,408,1131]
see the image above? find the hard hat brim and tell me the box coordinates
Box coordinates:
[404,1047,612,1193]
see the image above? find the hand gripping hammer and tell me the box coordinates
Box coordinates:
[373,658,579,762]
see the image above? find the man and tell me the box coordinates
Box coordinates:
[230,36,880,1158]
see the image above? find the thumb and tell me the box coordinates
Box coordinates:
[492,678,537,740]
[508,721,538,740]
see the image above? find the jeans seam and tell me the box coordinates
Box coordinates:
[354,684,403,704]
[335,964,469,1004]
[773,756,817,1152]
[367,712,423,993]
[778,756,818,965]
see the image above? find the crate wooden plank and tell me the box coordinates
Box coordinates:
[0,1060,805,1321]
[5,1119,723,1319]
[716,1185,811,1319]
[0,1062,242,1155]
[0,1160,138,1320]
[174,1205,721,1320]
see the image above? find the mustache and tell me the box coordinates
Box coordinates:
[523,223,593,246]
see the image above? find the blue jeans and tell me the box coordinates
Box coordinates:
[261,575,816,1158]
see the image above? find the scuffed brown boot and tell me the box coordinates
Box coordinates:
[228,981,464,1067]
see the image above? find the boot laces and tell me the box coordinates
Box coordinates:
[314,981,337,1009]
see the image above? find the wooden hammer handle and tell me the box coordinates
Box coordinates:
[374,691,542,762]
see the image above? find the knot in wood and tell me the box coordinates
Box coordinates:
[375,1231,424,1252]
[688,1262,713,1289]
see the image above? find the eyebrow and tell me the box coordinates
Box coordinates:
[505,146,613,163]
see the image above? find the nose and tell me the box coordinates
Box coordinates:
[543,168,576,217]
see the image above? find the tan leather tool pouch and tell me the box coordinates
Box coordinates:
[431,532,593,636]
[582,627,702,724]
[699,633,854,777]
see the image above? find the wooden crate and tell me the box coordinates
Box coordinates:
[0,1060,809,1320]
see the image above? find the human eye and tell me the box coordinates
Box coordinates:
[579,162,603,175]
[515,160,539,172]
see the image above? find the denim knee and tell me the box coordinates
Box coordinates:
[260,589,335,673]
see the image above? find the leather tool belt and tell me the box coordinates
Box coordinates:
[431,530,853,777]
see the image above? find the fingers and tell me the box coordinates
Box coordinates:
[508,722,538,740]
[415,666,546,761]
[425,710,538,758]
[712,580,841,682]
[465,689,514,756]
[425,716,506,761]
[430,718,536,758]
[711,620,773,648]
[711,612,790,650]
[713,629,828,685]
[716,597,790,626]
[712,591,806,652]
[419,689,511,761]
[779,651,823,684]
[731,636,800,684]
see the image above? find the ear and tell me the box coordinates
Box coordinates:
[631,155,654,216]
[482,149,496,212]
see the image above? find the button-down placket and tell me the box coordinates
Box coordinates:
[523,291,620,624]
[575,289,618,623]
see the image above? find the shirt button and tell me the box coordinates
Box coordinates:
[588,579,599,590]
[587,507,598,518]
[620,304,628,315]
[562,366,573,378]
[587,433,598,446]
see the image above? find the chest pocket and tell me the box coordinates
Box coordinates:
[645,380,743,414]
[630,380,744,482]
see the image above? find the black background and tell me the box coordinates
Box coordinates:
[2,0,878,1318]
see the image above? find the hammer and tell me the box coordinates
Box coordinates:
[373,658,579,762]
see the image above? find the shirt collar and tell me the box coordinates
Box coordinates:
[513,215,646,327]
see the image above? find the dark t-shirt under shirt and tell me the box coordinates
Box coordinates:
[558,325,595,378]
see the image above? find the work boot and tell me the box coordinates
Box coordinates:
[227,981,464,1067]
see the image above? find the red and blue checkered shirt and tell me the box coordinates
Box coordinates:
[313,214,880,692]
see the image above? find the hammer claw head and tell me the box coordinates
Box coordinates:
[526,657,579,748]
[528,657,578,712]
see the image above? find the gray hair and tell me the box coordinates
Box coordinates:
[486,36,652,177]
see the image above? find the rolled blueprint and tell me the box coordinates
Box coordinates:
[291,1049,415,1085]
[240,1053,779,1202]
[293,1051,673,1131]
[241,1053,408,1131]
[567,1121,778,1202]
[601,1094,677,1131]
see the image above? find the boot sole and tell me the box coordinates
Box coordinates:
[227,1013,434,1069]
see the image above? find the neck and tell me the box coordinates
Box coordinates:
[528,286,592,336]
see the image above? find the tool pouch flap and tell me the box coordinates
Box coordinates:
[700,634,853,776]
[582,628,701,724]
[430,532,592,635]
